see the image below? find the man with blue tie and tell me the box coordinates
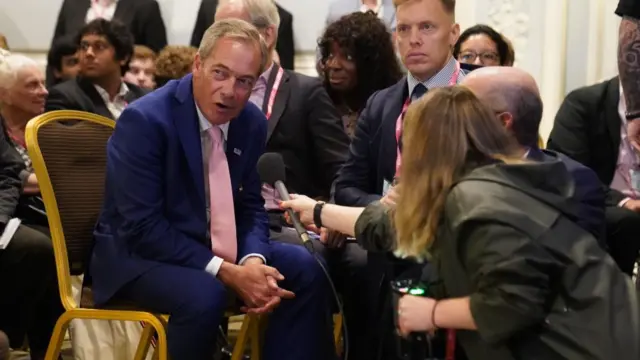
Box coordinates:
[90,19,336,360]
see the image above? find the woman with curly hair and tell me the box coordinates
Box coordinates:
[154,45,198,88]
[318,11,403,137]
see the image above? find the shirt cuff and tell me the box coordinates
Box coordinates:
[205,256,224,277]
[238,253,267,265]
[619,197,632,207]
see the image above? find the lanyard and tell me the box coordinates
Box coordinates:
[265,67,284,120]
[445,329,456,360]
[394,62,461,176]
[6,127,25,149]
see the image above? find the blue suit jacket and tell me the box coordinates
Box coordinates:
[528,148,605,243]
[90,75,270,305]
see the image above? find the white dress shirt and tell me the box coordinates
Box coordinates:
[86,0,118,23]
[196,104,266,277]
[94,82,129,119]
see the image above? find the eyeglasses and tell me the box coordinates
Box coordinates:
[459,51,500,64]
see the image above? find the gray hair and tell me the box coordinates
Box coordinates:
[217,0,280,30]
[0,50,38,90]
[198,18,269,74]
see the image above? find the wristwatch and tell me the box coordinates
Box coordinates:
[313,201,326,229]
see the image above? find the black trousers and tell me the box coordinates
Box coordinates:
[0,224,63,359]
[605,206,640,276]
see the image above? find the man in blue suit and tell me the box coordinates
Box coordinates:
[91,19,336,360]
[463,66,606,242]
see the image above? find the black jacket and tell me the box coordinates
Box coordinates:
[356,160,639,360]
[0,131,26,226]
[46,77,148,120]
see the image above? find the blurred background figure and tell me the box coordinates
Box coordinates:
[191,0,295,70]
[318,11,402,137]
[326,0,396,30]
[0,34,8,50]
[123,45,156,89]
[153,45,197,88]
[453,24,515,67]
[46,35,80,87]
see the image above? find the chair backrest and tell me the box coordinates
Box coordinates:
[26,110,114,308]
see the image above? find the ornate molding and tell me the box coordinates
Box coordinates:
[486,0,531,66]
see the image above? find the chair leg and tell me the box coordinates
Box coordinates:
[250,315,263,360]
[134,323,156,360]
[231,315,252,360]
[44,312,74,360]
[333,314,343,355]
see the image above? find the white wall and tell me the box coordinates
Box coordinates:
[2,0,623,141]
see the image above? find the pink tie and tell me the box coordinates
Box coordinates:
[208,127,237,263]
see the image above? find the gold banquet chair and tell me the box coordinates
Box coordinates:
[26,110,260,360]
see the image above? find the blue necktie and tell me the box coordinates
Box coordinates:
[399,84,428,152]
[411,83,428,102]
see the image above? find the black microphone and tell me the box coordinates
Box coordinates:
[257,152,310,245]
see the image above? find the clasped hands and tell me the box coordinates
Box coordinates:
[218,258,294,314]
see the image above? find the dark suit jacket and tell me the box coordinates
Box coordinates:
[45,77,148,120]
[190,0,295,70]
[528,148,605,242]
[91,74,270,304]
[547,77,626,206]
[333,77,407,206]
[51,0,167,53]
[263,64,349,199]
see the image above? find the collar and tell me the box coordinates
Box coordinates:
[196,102,229,140]
[94,0,118,6]
[260,61,276,83]
[360,0,383,11]
[94,82,129,103]
[406,56,460,96]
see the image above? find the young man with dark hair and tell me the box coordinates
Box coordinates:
[46,35,80,87]
[45,19,148,120]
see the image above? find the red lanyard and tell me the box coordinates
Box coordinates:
[265,67,284,120]
[445,329,456,360]
[6,128,25,149]
[394,62,461,176]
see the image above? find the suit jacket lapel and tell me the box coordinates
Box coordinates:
[381,78,408,181]
[263,64,290,142]
[114,0,135,25]
[605,77,622,156]
[78,78,113,119]
[226,121,243,190]
[68,0,91,35]
[172,75,206,208]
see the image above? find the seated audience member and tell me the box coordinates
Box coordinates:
[123,45,156,89]
[463,67,605,241]
[46,35,80,87]
[0,35,8,50]
[154,45,197,88]
[46,19,148,120]
[548,76,640,275]
[90,19,336,360]
[191,0,295,70]
[318,11,403,137]
[215,0,350,240]
[0,51,62,360]
[281,87,639,360]
[0,52,49,223]
[453,24,514,66]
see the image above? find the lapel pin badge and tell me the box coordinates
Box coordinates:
[233,148,242,156]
